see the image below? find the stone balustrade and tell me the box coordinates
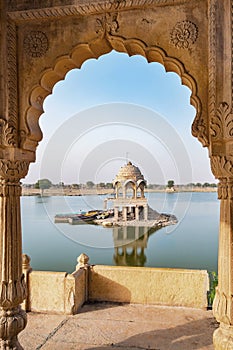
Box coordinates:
[22,254,209,314]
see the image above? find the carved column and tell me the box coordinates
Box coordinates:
[210,154,233,348]
[0,159,29,349]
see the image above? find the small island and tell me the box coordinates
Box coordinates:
[55,161,177,229]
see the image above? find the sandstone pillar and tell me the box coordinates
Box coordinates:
[114,207,119,221]
[213,178,233,349]
[135,207,139,221]
[0,159,29,349]
[123,207,127,221]
[144,205,148,221]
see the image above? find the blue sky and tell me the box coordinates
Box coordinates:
[24,50,216,185]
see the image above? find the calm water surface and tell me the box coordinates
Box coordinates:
[21,192,219,273]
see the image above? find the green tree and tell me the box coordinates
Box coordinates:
[167,180,174,189]
[105,182,113,189]
[97,182,105,188]
[35,179,52,196]
[86,181,95,189]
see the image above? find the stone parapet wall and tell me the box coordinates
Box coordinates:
[23,265,209,314]
[89,266,209,309]
[25,269,86,314]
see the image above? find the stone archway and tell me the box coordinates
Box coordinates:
[0,1,232,349]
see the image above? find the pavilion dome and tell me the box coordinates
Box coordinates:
[113,161,145,184]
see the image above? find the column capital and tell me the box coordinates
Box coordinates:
[217,178,233,200]
[0,159,30,182]
[211,155,233,180]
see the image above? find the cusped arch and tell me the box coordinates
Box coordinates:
[25,36,203,151]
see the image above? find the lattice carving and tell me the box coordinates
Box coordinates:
[170,20,198,49]
[24,31,49,58]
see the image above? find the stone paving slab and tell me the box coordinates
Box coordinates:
[19,302,218,350]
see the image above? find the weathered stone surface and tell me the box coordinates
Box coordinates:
[28,269,86,314]
[19,303,217,350]
[89,265,209,309]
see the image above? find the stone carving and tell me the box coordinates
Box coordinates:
[6,21,18,147]
[217,179,233,200]
[0,160,30,182]
[191,113,209,148]
[7,0,190,20]
[96,12,119,36]
[170,21,198,49]
[232,1,233,110]
[213,287,231,325]
[211,156,233,183]
[0,306,27,349]
[210,102,233,139]
[24,31,49,58]
[0,119,17,147]
[208,0,217,133]
[0,277,27,309]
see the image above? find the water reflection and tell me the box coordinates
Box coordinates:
[113,226,160,267]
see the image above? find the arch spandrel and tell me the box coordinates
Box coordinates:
[9,0,210,153]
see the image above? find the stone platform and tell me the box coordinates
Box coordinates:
[19,302,218,350]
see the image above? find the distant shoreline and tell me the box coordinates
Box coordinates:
[21,187,218,196]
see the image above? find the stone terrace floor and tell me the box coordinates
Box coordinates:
[19,302,218,350]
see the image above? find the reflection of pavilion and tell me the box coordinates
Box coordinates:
[112,162,148,222]
[113,225,158,267]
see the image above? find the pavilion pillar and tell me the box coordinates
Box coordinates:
[135,206,139,221]
[213,178,233,349]
[114,207,119,221]
[0,159,30,349]
[144,205,148,221]
[123,207,127,221]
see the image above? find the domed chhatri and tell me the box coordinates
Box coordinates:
[114,161,145,182]
[113,161,146,200]
[112,161,148,222]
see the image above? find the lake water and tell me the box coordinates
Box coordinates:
[21,192,219,273]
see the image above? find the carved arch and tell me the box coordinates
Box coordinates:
[24,36,205,151]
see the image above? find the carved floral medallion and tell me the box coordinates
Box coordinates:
[170,21,198,49]
[23,31,49,58]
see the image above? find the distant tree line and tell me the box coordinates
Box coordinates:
[24,179,217,190]
[25,179,114,190]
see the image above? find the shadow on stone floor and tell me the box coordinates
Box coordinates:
[87,317,219,350]
[79,301,130,313]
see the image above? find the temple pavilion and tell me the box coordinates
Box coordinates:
[112,161,148,222]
